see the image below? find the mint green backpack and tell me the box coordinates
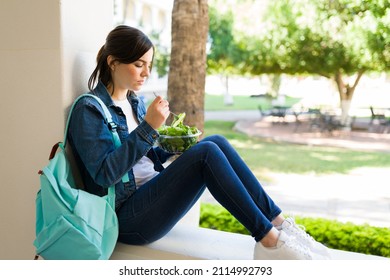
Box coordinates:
[34,94,127,260]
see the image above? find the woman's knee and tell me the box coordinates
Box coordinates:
[202,134,228,145]
[189,140,224,161]
[195,140,220,153]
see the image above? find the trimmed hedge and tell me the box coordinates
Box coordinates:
[199,203,390,258]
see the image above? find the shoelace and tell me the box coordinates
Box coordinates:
[287,219,315,244]
[284,237,312,259]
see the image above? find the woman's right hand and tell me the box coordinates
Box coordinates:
[144,95,170,130]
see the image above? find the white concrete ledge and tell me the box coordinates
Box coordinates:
[110,223,387,260]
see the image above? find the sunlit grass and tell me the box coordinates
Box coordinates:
[309,153,341,162]
[204,120,390,176]
[229,139,266,150]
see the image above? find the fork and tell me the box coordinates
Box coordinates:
[153,92,179,117]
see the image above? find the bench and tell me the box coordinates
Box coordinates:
[110,204,386,260]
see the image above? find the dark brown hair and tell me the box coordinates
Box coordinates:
[88,25,154,91]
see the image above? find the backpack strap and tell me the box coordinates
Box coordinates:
[62,94,130,204]
[62,94,121,147]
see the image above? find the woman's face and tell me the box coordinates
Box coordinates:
[111,47,154,93]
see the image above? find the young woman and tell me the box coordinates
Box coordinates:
[68,25,330,260]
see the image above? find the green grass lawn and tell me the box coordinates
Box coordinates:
[204,120,390,179]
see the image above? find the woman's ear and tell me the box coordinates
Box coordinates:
[107,55,115,71]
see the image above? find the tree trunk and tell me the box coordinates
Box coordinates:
[334,71,364,126]
[269,74,281,98]
[167,0,209,133]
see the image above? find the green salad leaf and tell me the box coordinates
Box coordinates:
[157,113,201,153]
[157,113,200,136]
[171,112,186,128]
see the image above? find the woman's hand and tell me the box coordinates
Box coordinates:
[144,95,170,130]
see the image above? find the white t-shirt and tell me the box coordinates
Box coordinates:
[113,99,158,187]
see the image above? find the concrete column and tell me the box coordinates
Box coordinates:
[0,0,113,259]
[151,6,159,31]
[114,0,124,24]
[134,1,143,26]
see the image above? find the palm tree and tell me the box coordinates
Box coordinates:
[167,0,209,133]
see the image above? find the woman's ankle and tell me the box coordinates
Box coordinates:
[271,214,285,228]
[259,227,280,248]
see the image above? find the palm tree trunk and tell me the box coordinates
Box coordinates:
[168,0,209,132]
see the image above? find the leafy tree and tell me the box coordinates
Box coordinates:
[364,0,390,70]
[207,6,238,76]
[149,31,170,78]
[238,0,390,124]
[207,6,241,103]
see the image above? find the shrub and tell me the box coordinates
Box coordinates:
[199,203,390,258]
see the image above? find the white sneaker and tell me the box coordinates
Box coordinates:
[254,231,326,260]
[277,217,331,259]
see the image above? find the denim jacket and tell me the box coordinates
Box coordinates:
[67,81,171,210]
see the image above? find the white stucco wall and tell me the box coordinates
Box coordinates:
[0,0,113,259]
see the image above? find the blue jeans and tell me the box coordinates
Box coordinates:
[116,135,282,244]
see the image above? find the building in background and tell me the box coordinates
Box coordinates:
[113,0,174,96]
[113,0,172,45]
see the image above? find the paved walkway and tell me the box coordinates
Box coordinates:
[202,110,390,228]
